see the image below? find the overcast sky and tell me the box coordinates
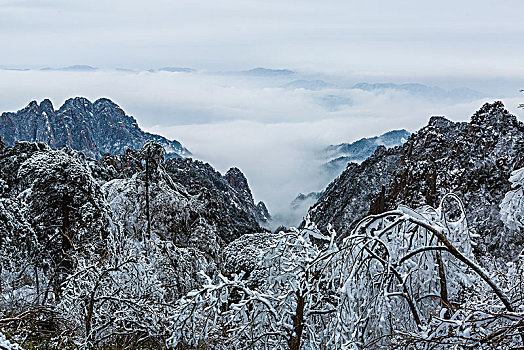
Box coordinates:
[1,0,524,76]
[1,0,523,226]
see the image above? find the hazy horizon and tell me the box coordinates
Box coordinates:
[2,0,524,77]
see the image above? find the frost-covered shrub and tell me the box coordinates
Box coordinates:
[222,232,280,288]
[15,149,115,300]
[500,167,524,232]
[0,197,39,314]
[336,194,478,348]
[168,222,339,349]
[103,141,222,259]
[0,332,22,350]
[1,147,116,330]
[57,226,212,348]
[17,149,115,246]
[336,193,524,349]
[170,194,524,349]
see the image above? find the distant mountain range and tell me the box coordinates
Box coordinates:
[238,68,296,76]
[0,97,190,159]
[352,82,485,101]
[281,79,485,102]
[286,129,410,227]
[323,129,411,177]
[148,67,196,73]
[0,66,491,103]
[40,65,99,72]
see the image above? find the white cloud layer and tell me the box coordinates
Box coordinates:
[1,69,522,226]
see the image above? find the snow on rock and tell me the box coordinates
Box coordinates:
[0,97,191,159]
[308,101,524,263]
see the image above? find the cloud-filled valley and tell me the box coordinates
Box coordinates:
[1,67,522,227]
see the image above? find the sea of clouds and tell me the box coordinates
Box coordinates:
[0,68,522,227]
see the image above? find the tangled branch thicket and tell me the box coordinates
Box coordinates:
[169,192,524,349]
[2,182,524,349]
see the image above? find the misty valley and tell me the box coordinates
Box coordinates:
[0,96,522,349]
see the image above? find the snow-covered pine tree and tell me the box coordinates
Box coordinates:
[16,147,114,298]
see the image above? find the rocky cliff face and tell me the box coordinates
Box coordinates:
[308,102,523,261]
[164,159,270,240]
[0,97,190,159]
[225,167,272,225]
[225,167,254,205]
